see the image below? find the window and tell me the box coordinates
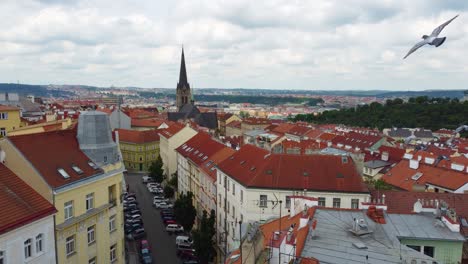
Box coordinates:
[318,197,326,207]
[223,176,226,188]
[36,234,43,253]
[232,206,235,217]
[66,235,75,256]
[24,239,32,258]
[259,195,267,208]
[333,198,341,208]
[110,244,117,262]
[86,193,94,211]
[218,194,222,206]
[240,190,243,204]
[407,245,421,252]
[232,183,235,196]
[64,201,74,220]
[108,184,116,205]
[285,196,291,209]
[0,113,8,119]
[351,199,359,209]
[227,180,230,192]
[89,257,96,264]
[0,128,6,137]
[423,246,434,257]
[0,251,4,264]
[109,215,116,232]
[87,225,96,245]
[227,201,230,214]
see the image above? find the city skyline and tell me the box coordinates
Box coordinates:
[0,0,467,90]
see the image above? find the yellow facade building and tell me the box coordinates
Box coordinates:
[116,129,161,172]
[0,105,21,136]
[0,111,125,264]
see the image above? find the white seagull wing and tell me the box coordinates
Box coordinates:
[431,14,459,37]
[403,40,428,59]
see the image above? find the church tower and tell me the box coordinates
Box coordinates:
[176,48,192,110]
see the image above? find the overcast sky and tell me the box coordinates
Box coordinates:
[0,0,467,90]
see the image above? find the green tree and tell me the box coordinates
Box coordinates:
[164,186,175,198]
[239,111,250,119]
[149,154,164,183]
[168,171,178,189]
[174,192,197,232]
[192,210,216,264]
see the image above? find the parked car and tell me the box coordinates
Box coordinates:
[176,244,195,256]
[161,212,175,218]
[159,202,173,209]
[178,249,198,261]
[140,240,150,251]
[125,209,141,216]
[183,260,199,264]
[131,228,146,240]
[124,196,137,202]
[150,188,163,194]
[164,219,177,225]
[124,204,138,211]
[166,224,184,233]
[142,175,150,183]
[125,223,143,235]
[176,236,193,246]
[153,197,169,203]
[140,248,153,264]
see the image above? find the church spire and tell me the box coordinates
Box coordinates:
[177,47,190,90]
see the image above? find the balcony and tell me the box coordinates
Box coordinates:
[56,203,113,231]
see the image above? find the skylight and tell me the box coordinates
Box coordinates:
[250,167,256,171]
[203,156,208,161]
[210,167,216,171]
[240,161,246,165]
[411,172,423,181]
[88,161,99,169]
[72,165,83,175]
[198,153,203,157]
[206,161,213,167]
[194,150,199,155]
[58,168,70,179]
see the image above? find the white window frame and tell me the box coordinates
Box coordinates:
[24,239,32,259]
[110,244,117,262]
[35,234,43,253]
[259,195,268,208]
[66,235,75,256]
[64,201,74,220]
[109,215,116,232]
[86,193,94,211]
[87,225,95,245]
[351,199,359,209]
[318,197,326,207]
[333,198,341,208]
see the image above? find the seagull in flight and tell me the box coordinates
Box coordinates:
[403,15,459,59]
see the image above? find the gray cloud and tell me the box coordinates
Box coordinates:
[0,0,466,90]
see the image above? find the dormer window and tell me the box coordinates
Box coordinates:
[88,161,98,169]
[58,168,70,179]
[72,165,83,175]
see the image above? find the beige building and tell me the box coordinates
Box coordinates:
[159,123,197,178]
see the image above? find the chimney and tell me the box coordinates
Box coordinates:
[327,141,332,147]
[409,159,419,170]
[273,231,280,240]
[0,149,5,163]
[381,152,389,161]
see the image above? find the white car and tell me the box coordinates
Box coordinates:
[142,175,150,183]
[176,236,193,246]
[153,197,169,203]
[166,224,184,233]
[155,202,173,209]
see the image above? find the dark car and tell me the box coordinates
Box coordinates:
[177,244,195,257]
[183,260,199,264]
[132,228,146,240]
[140,248,153,264]
[125,223,143,235]
[179,250,198,261]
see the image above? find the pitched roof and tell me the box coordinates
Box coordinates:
[317,132,336,141]
[378,145,405,162]
[282,139,327,154]
[331,132,382,150]
[116,129,160,144]
[217,112,233,122]
[131,118,166,128]
[242,117,271,125]
[200,147,235,181]
[124,108,159,119]
[0,105,20,111]
[9,129,102,188]
[271,123,296,134]
[381,159,468,191]
[0,163,56,235]
[218,144,368,193]
[226,120,242,129]
[176,133,227,167]
[158,122,185,139]
[286,125,314,137]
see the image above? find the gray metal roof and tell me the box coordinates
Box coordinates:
[301,209,446,264]
[364,160,391,169]
[77,111,119,166]
[244,129,266,137]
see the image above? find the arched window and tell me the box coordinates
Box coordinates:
[0,250,5,264]
[24,239,32,258]
[36,234,43,253]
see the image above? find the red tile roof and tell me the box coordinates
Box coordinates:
[201,147,235,181]
[318,132,336,141]
[287,125,314,137]
[0,105,20,111]
[304,129,324,139]
[9,130,102,188]
[218,145,368,193]
[0,163,56,235]
[378,145,405,162]
[176,133,228,167]
[226,121,242,129]
[271,123,296,134]
[217,113,234,122]
[131,118,167,128]
[116,129,160,144]
[282,139,327,154]
[243,117,271,125]
[331,132,382,150]
[381,159,468,191]
[159,122,185,139]
[124,108,159,119]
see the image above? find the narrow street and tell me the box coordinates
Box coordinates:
[125,173,180,263]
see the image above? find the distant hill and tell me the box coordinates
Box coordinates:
[0,83,73,98]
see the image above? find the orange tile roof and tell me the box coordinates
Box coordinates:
[0,105,20,111]
[131,118,167,128]
[218,145,368,193]
[226,121,242,129]
[116,129,160,144]
[0,163,56,235]
[200,147,235,181]
[159,123,185,139]
[271,123,296,134]
[304,129,324,139]
[9,130,102,188]
[318,132,336,141]
[243,117,271,125]
[176,133,228,167]
[381,159,468,191]
[124,108,159,119]
[287,125,314,137]
[332,131,382,150]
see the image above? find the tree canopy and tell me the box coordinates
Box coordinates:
[174,192,197,232]
[148,154,164,183]
[192,209,216,264]
[293,97,468,131]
